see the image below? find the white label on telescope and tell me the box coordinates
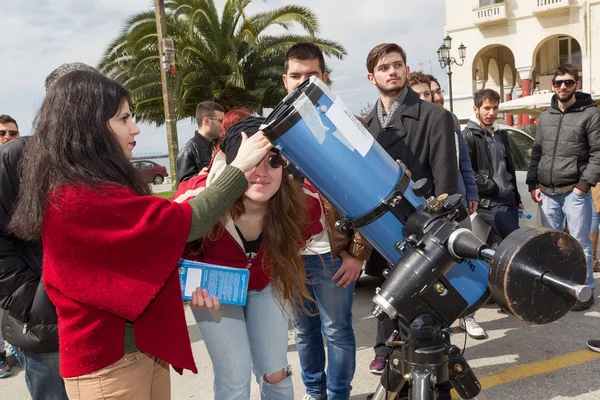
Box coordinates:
[295,93,327,144]
[326,97,374,157]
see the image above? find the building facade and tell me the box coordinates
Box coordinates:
[444,0,600,122]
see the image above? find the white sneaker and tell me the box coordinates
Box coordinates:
[303,395,323,400]
[460,316,487,339]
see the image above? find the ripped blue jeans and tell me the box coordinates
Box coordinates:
[193,284,293,400]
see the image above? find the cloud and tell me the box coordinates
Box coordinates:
[0,0,448,155]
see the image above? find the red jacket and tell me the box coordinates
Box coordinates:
[173,175,324,291]
[42,184,197,378]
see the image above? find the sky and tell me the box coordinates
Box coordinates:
[0,0,448,156]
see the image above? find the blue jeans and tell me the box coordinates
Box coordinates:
[592,202,600,232]
[293,253,356,400]
[17,349,68,400]
[540,190,595,290]
[193,284,292,400]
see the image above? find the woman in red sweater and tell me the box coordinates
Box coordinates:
[8,70,272,400]
[173,117,323,399]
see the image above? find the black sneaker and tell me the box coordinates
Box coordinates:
[572,294,595,312]
[588,339,600,353]
[370,355,387,375]
[0,351,12,378]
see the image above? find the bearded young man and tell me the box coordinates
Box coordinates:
[527,63,600,312]
[283,42,372,400]
[363,42,459,376]
[463,89,523,240]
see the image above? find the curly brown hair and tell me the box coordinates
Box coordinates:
[407,71,431,88]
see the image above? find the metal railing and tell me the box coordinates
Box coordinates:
[474,2,507,24]
[536,0,565,6]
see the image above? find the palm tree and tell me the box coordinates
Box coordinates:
[99,0,346,125]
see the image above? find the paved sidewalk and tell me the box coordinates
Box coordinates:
[2,275,600,399]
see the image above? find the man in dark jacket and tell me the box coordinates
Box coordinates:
[176,101,224,183]
[0,62,95,399]
[526,63,600,311]
[0,138,67,399]
[363,42,459,376]
[463,88,523,241]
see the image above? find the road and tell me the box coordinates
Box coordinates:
[2,275,600,399]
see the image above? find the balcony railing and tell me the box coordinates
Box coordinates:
[533,0,570,15]
[473,2,508,26]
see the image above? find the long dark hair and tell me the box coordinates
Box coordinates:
[10,70,150,241]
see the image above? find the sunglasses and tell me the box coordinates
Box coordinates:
[266,153,287,169]
[552,79,577,88]
[0,130,18,137]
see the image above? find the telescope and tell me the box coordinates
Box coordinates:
[261,77,589,400]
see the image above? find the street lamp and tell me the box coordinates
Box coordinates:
[438,35,467,113]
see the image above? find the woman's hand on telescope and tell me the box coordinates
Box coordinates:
[230,131,273,173]
[332,250,363,288]
[190,287,220,310]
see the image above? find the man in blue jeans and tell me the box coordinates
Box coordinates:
[282,43,372,400]
[527,63,600,311]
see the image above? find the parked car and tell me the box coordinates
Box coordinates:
[132,160,168,185]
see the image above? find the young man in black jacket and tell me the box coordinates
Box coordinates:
[463,88,523,241]
[363,42,459,377]
[0,62,96,399]
[526,63,600,312]
[176,101,224,183]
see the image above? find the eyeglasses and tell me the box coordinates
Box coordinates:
[552,79,577,88]
[0,130,18,137]
[209,117,223,123]
[266,153,288,169]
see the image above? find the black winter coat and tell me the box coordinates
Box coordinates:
[462,120,521,208]
[0,138,59,353]
[365,88,459,198]
[526,92,600,192]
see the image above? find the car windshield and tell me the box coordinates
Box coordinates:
[505,129,534,171]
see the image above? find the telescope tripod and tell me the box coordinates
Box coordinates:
[371,313,479,400]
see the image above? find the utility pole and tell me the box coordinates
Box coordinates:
[154,0,179,190]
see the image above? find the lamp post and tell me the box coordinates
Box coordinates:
[437,35,466,113]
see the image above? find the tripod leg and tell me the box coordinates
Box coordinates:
[371,383,402,400]
[409,370,433,400]
[370,352,406,400]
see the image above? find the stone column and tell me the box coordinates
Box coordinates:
[504,86,514,126]
[516,66,534,126]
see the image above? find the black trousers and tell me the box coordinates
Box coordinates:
[477,195,520,240]
[374,311,398,358]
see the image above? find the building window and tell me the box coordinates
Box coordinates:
[571,40,582,66]
[479,0,504,6]
[558,36,582,67]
